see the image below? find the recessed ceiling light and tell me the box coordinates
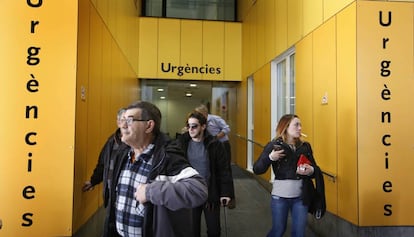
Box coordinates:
[189,83,197,87]
[157,88,164,92]
[185,92,192,97]
[160,96,166,100]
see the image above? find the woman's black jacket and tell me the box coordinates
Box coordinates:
[253,138,326,218]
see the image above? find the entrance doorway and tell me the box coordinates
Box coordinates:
[140,79,237,141]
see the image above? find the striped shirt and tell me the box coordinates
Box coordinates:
[116,145,154,237]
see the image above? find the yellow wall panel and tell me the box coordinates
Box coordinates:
[101,26,115,139]
[275,0,288,56]
[139,17,158,78]
[312,16,338,218]
[115,1,128,53]
[107,0,117,32]
[202,21,225,80]
[95,0,109,21]
[84,4,104,221]
[235,79,248,167]
[324,0,354,21]
[336,2,358,224]
[253,64,271,145]
[90,0,98,7]
[357,1,414,226]
[287,0,303,47]
[0,1,77,236]
[248,8,258,73]
[158,19,181,79]
[295,34,314,144]
[95,0,140,75]
[237,0,255,21]
[312,17,337,175]
[303,0,323,36]
[252,64,272,181]
[224,23,242,81]
[181,20,203,79]
[243,11,254,77]
[73,1,139,233]
[138,19,241,81]
[264,0,276,62]
[256,0,266,67]
[241,19,248,78]
[73,0,91,231]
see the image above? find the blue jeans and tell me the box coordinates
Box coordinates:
[267,195,308,237]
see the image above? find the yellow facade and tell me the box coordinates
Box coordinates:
[73,0,139,233]
[0,1,78,236]
[138,18,241,81]
[356,1,414,225]
[238,0,413,227]
[2,0,414,236]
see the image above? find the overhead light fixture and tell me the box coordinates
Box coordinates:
[160,96,166,100]
[189,83,197,87]
[185,91,192,97]
[157,88,164,92]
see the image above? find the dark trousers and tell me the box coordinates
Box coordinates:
[222,141,231,166]
[193,204,221,237]
[223,140,235,203]
[103,205,122,237]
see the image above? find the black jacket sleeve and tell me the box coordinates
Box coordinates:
[253,141,275,175]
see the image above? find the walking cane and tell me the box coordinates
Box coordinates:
[222,200,228,237]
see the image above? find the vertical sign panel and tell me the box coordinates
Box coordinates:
[0,1,77,236]
[357,1,414,226]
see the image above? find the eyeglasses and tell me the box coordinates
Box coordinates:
[187,123,199,130]
[121,117,148,126]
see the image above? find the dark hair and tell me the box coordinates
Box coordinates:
[187,111,207,126]
[126,101,162,135]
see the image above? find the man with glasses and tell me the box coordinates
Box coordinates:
[82,108,129,237]
[114,101,208,237]
[176,111,234,237]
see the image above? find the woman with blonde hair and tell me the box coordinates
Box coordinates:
[253,114,322,237]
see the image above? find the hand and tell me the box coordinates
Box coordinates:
[134,184,148,204]
[220,197,231,206]
[82,181,94,192]
[269,149,285,161]
[216,132,225,139]
[296,164,314,176]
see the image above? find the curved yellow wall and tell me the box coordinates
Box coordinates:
[238,0,414,227]
[73,0,139,233]
[296,5,358,224]
[241,0,354,79]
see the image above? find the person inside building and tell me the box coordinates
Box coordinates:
[114,101,208,237]
[82,108,129,237]
[253,114,321,237]
[195,104,236,209]
[176,110,234,237]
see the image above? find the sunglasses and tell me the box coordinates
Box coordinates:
[187,123,199,130]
